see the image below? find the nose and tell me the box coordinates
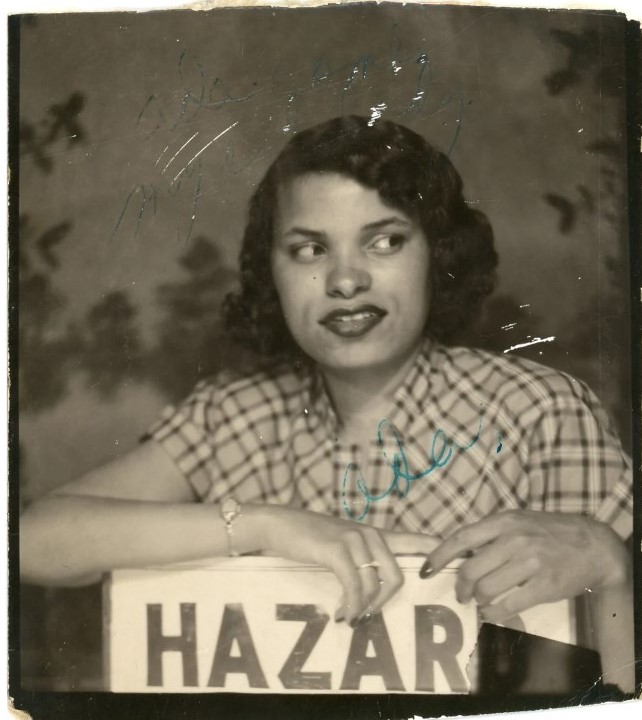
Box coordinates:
[325,260,372,299]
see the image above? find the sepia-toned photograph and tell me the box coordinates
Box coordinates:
[9,2,640,717]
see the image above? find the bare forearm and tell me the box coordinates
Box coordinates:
[20,489,443,625]
[20,495,266,586]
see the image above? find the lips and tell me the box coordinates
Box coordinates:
[319,305,387,338]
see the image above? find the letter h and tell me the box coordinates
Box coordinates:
[147,603,198,687]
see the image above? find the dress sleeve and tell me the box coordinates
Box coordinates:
[142,381,220,501]
[526,392,632,541]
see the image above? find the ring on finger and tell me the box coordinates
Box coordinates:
[357,560,381,570]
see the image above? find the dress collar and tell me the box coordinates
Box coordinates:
[389,337,441,422]
[302,338,440,437]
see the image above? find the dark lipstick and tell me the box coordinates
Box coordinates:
[319,305,387,338]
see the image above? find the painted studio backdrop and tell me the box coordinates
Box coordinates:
[17,5,632,690]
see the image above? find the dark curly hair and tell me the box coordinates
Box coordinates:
[223,115,498,361]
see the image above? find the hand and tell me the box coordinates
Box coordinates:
[260,505,437,625]
[422,510,630,624]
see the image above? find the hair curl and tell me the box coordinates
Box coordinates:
[223,115,498,361]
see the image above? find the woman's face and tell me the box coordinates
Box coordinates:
[271,173,431,378]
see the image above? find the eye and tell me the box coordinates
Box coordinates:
[289,242,325,263]
[369,233,406,254]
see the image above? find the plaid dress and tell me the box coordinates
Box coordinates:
[145,342,632,541]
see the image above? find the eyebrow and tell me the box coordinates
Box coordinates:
[363,216,412,230]
[281,227,324,240]
[281,216,412,239]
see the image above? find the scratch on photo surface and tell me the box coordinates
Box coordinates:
[368,103,387,126]
[171,121,239,185]
[570,659,641,703]
[503,336,555,354]
[162,131,199,173]
[155,142,171,166]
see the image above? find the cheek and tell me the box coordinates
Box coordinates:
[388,248,431,313]
[271,264,313,322]
[417,257,432,312]
[407,250,430,283]
[402,262,431,328]
[270,258,290,304]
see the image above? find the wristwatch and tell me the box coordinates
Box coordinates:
[220,497,242,557]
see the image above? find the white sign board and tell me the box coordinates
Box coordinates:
[105,556,575,693]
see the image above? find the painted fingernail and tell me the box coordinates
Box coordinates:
[419,558,433,579]
[349,613,372,629]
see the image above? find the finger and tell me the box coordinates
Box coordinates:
[345,531,378,606]
[471,558,538,607]
[456,537,515,604]
[357,564,380,606]
[323,545,365,625]
[382,531,441,556]
[424,516,509,578]
[361,529,404,614]
[479,577,549,624]
[343,530,377,620]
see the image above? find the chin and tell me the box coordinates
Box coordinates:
[309,337,414,376]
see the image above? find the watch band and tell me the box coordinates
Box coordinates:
[220,497,242,557]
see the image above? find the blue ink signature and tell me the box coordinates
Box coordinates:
[342,413,491,521]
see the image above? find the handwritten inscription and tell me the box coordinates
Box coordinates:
[112,24,467,245]
[342,413,493,521]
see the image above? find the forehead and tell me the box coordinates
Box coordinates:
[275,173,414,229]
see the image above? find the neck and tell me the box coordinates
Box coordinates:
[320,341,425,428]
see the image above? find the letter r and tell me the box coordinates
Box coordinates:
[415,605,467,692]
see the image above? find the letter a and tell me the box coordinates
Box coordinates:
[340,613,404,691]
[207,604,268,688]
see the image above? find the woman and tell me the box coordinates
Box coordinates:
[20,116,633,688]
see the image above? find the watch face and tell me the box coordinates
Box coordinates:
[221,497,239,518]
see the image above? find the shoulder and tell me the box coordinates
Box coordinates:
[434,344,603,427]
[185,363,308,421]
